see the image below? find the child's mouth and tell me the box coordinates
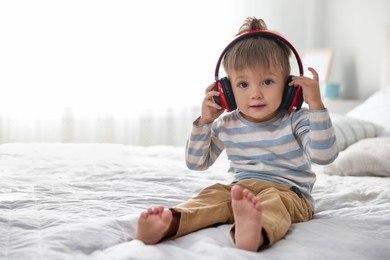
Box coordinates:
[250,104,266,108]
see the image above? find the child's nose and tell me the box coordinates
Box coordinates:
[251,86,263,99]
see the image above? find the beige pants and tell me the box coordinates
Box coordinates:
[171,179,313,249]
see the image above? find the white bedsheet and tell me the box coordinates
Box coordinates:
[0,143,389,260]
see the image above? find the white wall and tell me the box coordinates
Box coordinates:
[319,0,390,99]
[248,0,390,99]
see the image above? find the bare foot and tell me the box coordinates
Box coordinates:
[231,185,263,251]
[136,206,173,245]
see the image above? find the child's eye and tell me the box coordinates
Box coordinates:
[238,82,249,89]
[263,79,274,86]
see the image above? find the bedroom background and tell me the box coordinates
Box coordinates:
[0,0,389,146]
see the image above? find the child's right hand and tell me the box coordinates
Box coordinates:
[197,83,224,125]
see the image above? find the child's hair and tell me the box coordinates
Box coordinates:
[223,17,291,80]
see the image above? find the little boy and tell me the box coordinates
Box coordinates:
[136,17,338,252]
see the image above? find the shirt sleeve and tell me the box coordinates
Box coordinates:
[185,117,225,170]
[292,109,339,165]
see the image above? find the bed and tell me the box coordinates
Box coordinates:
[1,88,390,260]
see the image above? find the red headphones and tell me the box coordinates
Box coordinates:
[213,30,304,112]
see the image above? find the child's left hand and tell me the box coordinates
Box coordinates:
[288,67,325,110]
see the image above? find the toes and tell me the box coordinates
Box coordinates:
[140,211,149,219]
[243,189,254,200]
[161,210,173,223]
[231,185,244,200]
[232,185,262,211]
[155,206,164,214]
[243,189,258,205]
[254,201,262,211]
[146,207,164,215]
[250,195,257,204]
[242,188,250,197]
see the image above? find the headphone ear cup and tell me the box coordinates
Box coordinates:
[294,87,304,110]
[219,77,237,111]
[280,76,295,110]
[280,75,304,111]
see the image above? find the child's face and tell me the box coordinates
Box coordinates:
[229,65,285,123]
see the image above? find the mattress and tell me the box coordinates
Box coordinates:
[0,143,389,260]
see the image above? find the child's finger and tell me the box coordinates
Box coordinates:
[205,82,216,94]
[288,77,302,86]
[308,67,319,82]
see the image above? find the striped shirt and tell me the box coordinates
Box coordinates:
[185,108,338,207]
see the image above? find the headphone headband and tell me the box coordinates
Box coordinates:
[214,29,304,81]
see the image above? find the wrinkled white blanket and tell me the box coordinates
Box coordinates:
[0,143,389,260]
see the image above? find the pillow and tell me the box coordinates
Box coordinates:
[323,137,390,177]
[331,114,384,151]
[347,89,390,137]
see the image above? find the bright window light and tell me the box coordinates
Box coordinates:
[0,0,242,118]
